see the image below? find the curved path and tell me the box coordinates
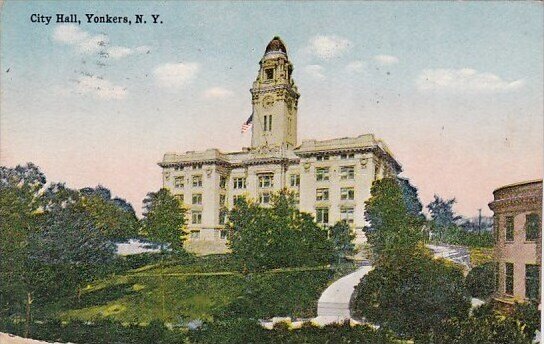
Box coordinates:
[312,245,471,326]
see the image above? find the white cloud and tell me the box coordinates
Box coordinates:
[346,60,365,73]
[306,35,351,60]
[53,24,150,59]
[373,55,399,65]
[153,62,200,88]
[75,75,127,100]
[416,68,524,93]
[304,65,325,79]
[202,87,234,99]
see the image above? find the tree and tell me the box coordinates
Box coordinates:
[354,177,470,340]
[363,177,424,260]
[79,186,139,241]
[0,163,46,331]
[329,221,355,264]
[227,190,332,271]
[465,262,497,299]
[141,188,187,251]
[29,204,116,300]
[427,195,462,241]
[352,253,470,340]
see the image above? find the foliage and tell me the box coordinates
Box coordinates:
[465,262,496,299]
[432,225,494,247]
[352,252,471,340]
[429,303,534,344]
[227,190,333,271]
[427,195,462,230]
[329,221,356,264]
[79,185,139,241]
[363,177,424,259]
[190,319,397,344]
[398,177,425,220]
[0,318,186,344]
[141,188,187,251]
[0,163,46,315]
[512,301,541,339]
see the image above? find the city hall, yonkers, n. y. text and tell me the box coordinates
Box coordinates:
[159,37,400,254]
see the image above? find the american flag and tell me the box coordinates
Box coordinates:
[241,112,253,133]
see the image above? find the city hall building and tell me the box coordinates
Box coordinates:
[159,37,401,254]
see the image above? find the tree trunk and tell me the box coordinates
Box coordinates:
[24,292,32,338]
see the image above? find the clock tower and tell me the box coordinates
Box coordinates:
[250,36,300,150]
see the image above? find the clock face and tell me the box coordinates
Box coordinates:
[262,95,275,109]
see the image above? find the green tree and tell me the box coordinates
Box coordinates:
[227,190,332,271]
[363,177,424,259]
[79,186,139,241]
[329,221,355,264]
[427,195,462,242]
[141,188,187,251]
[465,262,497,299]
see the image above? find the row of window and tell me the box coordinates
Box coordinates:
[315,207,354,225]
[172,164,202,171]
[176,166,356,191]
[316,187,355,201]
[503,262,540,300]
[316,153,355,161]
[189,229,228,240]
[503,213,540,242]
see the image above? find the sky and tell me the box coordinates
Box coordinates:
[1,1,542,217]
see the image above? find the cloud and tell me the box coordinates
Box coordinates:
[75,75,127,100]
[304,65,325,79]
[373,55,399,65]
[153,62,200,88]
[306,35,351,60]
[416,68,524,93]
[53,25,150,58]
[202,87,234,99]
[346,60,365,73]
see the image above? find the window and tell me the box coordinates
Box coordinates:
[174,176,184,188]
[220,230,228,240]
[258,174,274,188]
[190,230,200,239]
[316,207,329,224]
[191,211,202,225]
[193,164,202,170]
[525,264,540,300]
[505,262,514,295]
[293,192,300,203]
[505,216,514,241]
[316,188,329,201]
[316,155,329,161]
[264,115,273,132]
[233,195,244,204]
[340,207,355,224]
[219,194,226,207]
[340,166,355,180]
[174,194,184,203]
[316,167,330,181]
[192,193,202,205]
[265,68,274,80]
[233,177,246,189]
[340,187,355,201]
[192,175,203,187]
[259,192,271,204]
[220,176,227,189]
[174,166,184,171]
[525,214,540,241]
[290,174,300,187]
[340,153,355,160]
[219,210,227,225]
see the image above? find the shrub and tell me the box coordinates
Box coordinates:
[465,262,496,299]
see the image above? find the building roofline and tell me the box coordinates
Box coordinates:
[492,179,543,194]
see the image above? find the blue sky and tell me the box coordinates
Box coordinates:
[1,1,542,216]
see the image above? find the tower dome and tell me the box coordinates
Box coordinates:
[264,36,287,55]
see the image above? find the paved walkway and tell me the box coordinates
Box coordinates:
[312,263,372,326]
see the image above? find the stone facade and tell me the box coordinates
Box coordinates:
[159,37,401,255]
[489,180,542,305]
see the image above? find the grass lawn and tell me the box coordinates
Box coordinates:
[56,255,346,325]
[469,247,494,266]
